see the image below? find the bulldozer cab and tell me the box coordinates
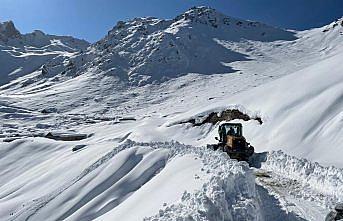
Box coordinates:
[218,123,245,149]
[214,123,254,161]
[218,123,242,141]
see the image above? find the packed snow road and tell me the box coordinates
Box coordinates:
[255,170,329,221]
[252,151,343,221]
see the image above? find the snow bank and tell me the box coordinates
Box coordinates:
[95,140,260,221]
[144,155,258,221]
[261,150,343,205]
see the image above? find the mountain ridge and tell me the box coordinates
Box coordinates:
[0,20,90,86]
[0,6,342,89]
[3,6,299,88]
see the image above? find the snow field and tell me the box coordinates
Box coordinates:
[0,138,254,221]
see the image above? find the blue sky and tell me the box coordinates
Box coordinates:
[0,0,342,42]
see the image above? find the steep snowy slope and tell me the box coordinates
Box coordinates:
[171,50,343,167]
[91,6,296,84]
[235,52,343,166]
[0,20,89,86]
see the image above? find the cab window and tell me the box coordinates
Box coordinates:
[224,125,241,136]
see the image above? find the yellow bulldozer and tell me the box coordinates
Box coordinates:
[209,123,254,161]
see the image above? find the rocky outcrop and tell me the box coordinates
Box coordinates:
[0,21,21,41]
[180,109,263,126]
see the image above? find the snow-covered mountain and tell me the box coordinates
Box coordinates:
[0,7,342,221]
[0,20,89,86]
[0,7,298,89]
[91,6,296,84]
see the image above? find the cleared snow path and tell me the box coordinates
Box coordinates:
[256,171,329,221]
[253,150,343,221]
[260,151,343,206]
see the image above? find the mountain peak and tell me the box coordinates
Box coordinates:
[186,6,217,13]
[174,6,265,30]
[0,20,21,41]
[90,6,297,85]
[175,6,226,26]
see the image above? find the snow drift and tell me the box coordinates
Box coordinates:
[1,138,312,221]
[0,139,255,221]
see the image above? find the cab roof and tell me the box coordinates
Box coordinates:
[219,122,242,127]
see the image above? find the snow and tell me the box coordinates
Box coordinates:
[0,6,343,221]
[1,139,312,221]
[221,51,343,167]
[253,149,343,220]
[0,139,248,220]
[261,150,343,205]
[0,20,89,86]
[165,49,343,167]
[94,153,203,221]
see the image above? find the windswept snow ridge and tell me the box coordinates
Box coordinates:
[0,6,298,89]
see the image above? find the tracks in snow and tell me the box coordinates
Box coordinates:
[251,150,343,221]
[255,169,329,221]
